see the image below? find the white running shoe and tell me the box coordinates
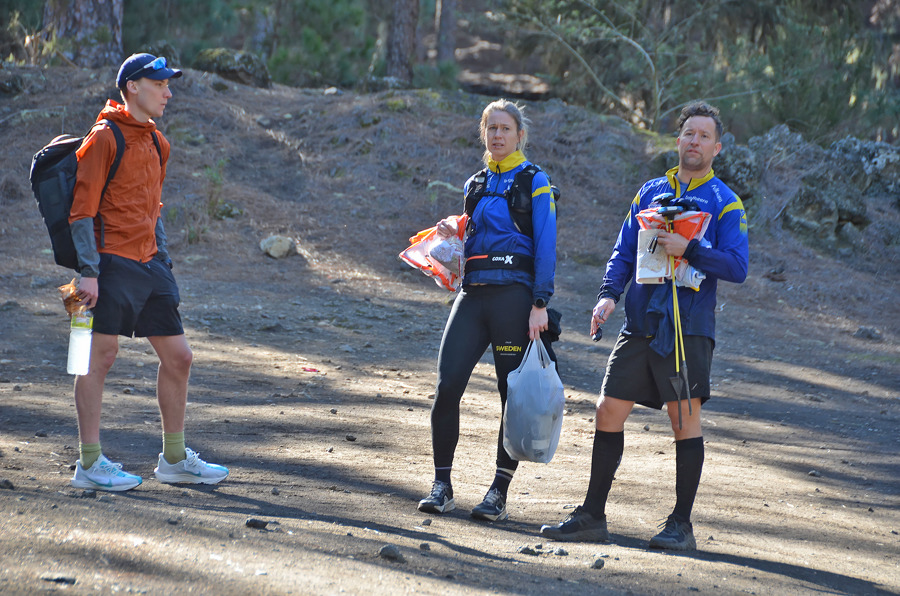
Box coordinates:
[154,448,229,485]
[71,455,143,491]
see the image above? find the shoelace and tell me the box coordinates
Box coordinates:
[184,449,203,468]
[429,481,449,498]
[482,489,503,506]
[656,516,683,534]
[98,460,124,474]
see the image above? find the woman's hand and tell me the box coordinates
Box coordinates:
[435,218,458,239]
[529,305,549,341]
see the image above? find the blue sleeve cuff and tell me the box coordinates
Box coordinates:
[597,289,620,303]
[683,238,701,262]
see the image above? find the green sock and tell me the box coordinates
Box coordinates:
[163,431,186,464]
[80,442,102,469]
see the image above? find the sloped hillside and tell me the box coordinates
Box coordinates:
[0,66,897,595]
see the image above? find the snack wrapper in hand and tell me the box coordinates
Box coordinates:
[58,278,87,316]
[429,237,464,268]
[398,214,468,291]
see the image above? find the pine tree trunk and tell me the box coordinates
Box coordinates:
[43,0,124,68]
[386,0,419,84]
[435,0,457,64]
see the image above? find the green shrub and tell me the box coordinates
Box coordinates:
[496,0,897,141]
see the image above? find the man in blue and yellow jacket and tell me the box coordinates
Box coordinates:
[542,101,749,550]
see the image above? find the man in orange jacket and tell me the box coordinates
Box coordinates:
[68,53,228,491]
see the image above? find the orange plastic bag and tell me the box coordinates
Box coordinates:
[636,209,711,284]
[398,214,468,291]
[58,278,88,315]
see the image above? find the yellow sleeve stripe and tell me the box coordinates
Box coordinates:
[719,197,746,220]
[532,185,551,198]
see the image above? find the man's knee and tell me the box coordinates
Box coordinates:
[168,345,193,372]
[666,399,703,437]
[595,395,633,431]
[89,334,119,373]
[156,339,192,374]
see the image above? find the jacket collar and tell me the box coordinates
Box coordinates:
[666,166,715,197]
[487,150,526,173]
[99,99,158,131]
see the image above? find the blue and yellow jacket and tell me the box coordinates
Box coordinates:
[462,151,557,304]
[598,166,749,355]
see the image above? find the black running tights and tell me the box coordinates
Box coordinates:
[430,283,547,473]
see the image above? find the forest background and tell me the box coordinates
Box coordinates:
[1,0,898,144]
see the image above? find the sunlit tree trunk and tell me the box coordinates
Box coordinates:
[386,0,418,83]
[43,0,124,67]
[435,0,456,64]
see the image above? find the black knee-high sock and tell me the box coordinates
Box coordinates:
[582,430,624,518]
[488,467,515,496]
[673,437,704,522]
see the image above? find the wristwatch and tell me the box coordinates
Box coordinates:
[533,298,547,308]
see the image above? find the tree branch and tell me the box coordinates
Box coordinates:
[531,16,651,125]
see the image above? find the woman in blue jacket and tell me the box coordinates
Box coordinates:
[417,99,558,522]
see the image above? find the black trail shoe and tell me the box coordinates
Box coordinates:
[649,514,696,550]
[471,488,509,521]
[418,480,455,514]
[540,506,610,542]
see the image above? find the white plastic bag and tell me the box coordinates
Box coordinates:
[503,339,565,464]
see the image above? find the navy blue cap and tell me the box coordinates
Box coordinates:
[116,53,182,89]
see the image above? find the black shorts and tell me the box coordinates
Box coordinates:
[600,334,713,410]
[93,254,184,338]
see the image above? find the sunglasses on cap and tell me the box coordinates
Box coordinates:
[126,56,168,82]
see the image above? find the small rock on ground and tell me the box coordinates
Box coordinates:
[378,544,405,562]
[853,326,882,341]
[41,574,76,585]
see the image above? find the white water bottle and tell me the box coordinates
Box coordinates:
[67,310,93,376]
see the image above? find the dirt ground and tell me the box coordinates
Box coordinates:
[0,64,898,595]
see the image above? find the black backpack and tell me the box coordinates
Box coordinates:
[463,164,560,238]
[29,120,162,271]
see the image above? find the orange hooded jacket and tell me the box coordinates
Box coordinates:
[70,100,170,264]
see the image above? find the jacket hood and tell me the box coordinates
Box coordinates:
[96,99,158,133]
